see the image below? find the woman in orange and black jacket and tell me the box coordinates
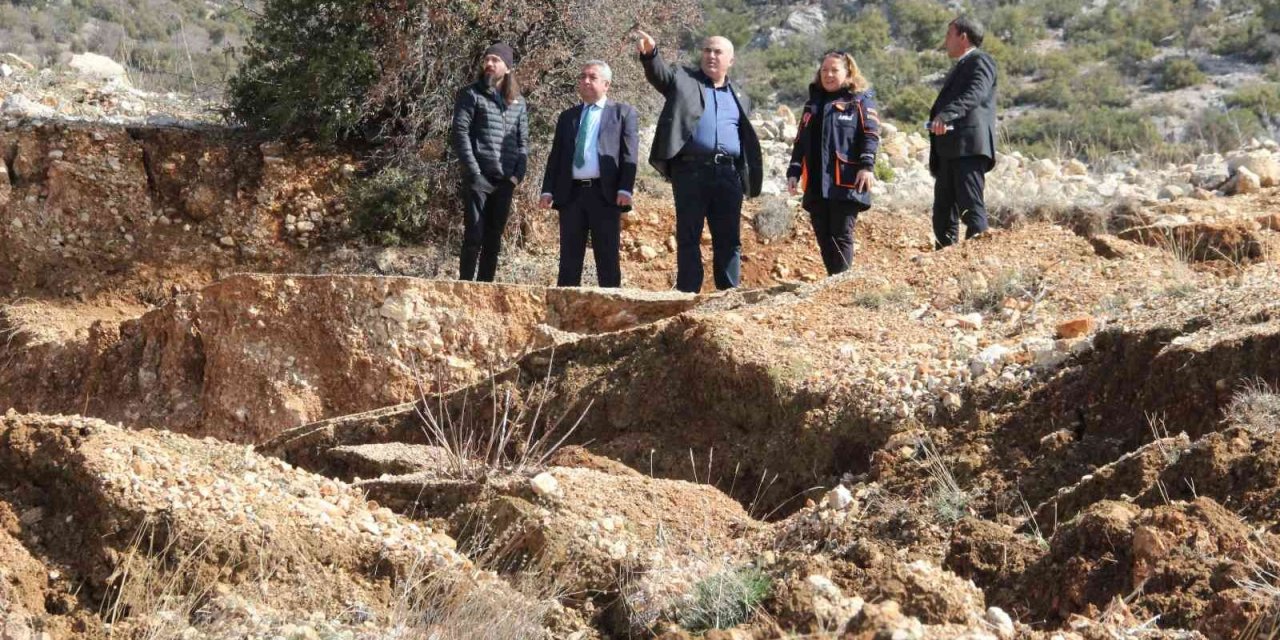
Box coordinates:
[786,51,880,276]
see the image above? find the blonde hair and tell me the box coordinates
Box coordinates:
[814,51,870,94]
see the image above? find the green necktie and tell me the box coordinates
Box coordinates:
[573,105,597,169]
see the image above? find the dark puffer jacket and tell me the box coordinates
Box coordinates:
[451,79,528,192]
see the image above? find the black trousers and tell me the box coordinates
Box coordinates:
[557,182,622,288]
[459,181,514,282]
[807,200,859,276]
[932,155,990,249]
[671,162,743,293]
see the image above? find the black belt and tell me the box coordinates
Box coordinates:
[572,178,600,187]
[675,152,738,166]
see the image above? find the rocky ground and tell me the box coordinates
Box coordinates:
[3,58,1280,640]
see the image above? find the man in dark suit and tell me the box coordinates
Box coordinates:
[929,16,998,249]
[539,61,639,288]
[635,30,763,293]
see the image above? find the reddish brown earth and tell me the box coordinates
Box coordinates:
[4,119,1280,639]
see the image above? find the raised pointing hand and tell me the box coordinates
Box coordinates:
[636,30,656,55]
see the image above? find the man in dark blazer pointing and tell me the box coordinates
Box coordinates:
[929,16,997,249]
[635,30,763,293]
[540,60,639,288]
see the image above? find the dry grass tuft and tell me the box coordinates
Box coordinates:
[410,349,590,480]
[916,435,973,524]
[1226,379,1280,435]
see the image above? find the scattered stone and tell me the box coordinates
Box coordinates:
[985,606,1015,638]
[826,485,853,511]
[530,472,561,499]
[957,312,983,330]
[1,94,56,118]
[971,344,1012,376]
[1055,317,1096,339]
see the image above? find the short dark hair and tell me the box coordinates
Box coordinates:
[950,16,985,47]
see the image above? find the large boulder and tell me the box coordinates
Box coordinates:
[1229,166,1262,195]
[783,5,826,35]
[1227,150,1279,187]
[68,53,130,85]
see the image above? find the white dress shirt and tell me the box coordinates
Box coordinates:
[543,96,631,199]
[572,96,608,180]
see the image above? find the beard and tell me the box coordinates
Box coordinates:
[485,72,503,87]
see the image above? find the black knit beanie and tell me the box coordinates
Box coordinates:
[483,43,515,69]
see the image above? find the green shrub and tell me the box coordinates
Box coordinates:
[874,155,896,183]
[1212,16,1268,60]
[988,4,1044,47]
[1188,107,1265,153]
[1226,83,1280,119]
[761,39,821,105]
[1159,57,1206,90]
[1030,0,1088,29]
[888,0,950,51]
[1004,108,1164,161]
[230,0,697,242]
[1018,63,1130,110]
[347,164,442,245]
[984,37,1040,77]
[680,567,771,631]
[825,9,891,58]
[692,0,754,51]
[883,83,933,124]
[1065,0,1180,48]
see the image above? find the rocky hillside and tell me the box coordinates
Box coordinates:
[704,0,1280,163]
[0,0,251,96]
[4,52,1280,640]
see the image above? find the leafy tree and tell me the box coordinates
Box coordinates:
[230,0,698,243]
[227,0,377,143]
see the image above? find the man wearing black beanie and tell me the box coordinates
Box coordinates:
[450,42,528,282]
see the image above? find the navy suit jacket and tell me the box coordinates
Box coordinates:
[929,49,998,176]
[540,100,639,211]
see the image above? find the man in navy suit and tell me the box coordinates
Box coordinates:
[539,60,639,288]
[929,16,998,249]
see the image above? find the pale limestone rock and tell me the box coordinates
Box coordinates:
[531,472,561,499]
[825,485,853,510]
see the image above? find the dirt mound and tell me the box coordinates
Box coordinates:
[0,411,569,638]
[1139,426,1280,522]
[266,221,1218,518]
[0,274,699,443]
[1018,497,1280,634]
[971,262,1280,511]
[354,463,757,635]
[7,113,1280,638]
[0,122,356,301]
